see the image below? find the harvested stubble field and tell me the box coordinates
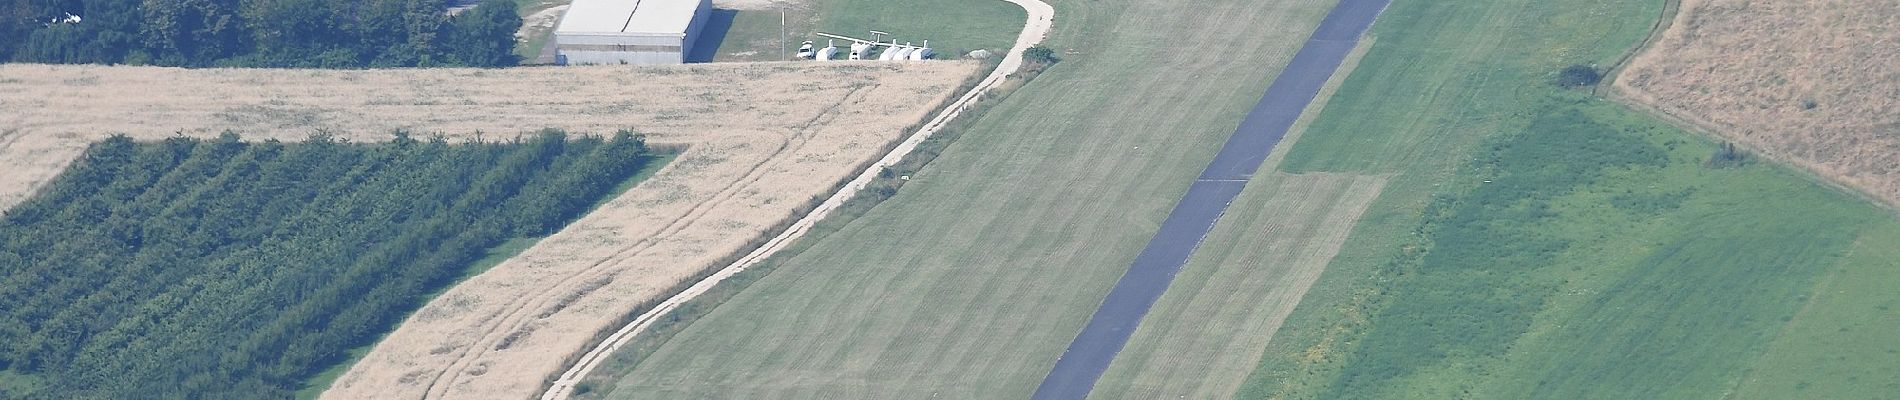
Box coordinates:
[1616,0,1900,207]
[0,61,977,399]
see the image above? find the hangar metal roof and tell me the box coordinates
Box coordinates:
[557,0,702,35]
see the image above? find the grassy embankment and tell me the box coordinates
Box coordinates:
[1229,0,1900,397]
[577,0,1359,397]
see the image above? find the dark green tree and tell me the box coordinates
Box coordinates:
[442,0,521,67]
[140,0,247,66]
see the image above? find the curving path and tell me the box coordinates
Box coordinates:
[537,0,1056,398]
[1029,0,1391,398]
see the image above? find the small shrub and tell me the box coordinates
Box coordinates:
[1024,46,1060,65]
[1555,64,1602,87]
[573,381,596,395]
[1707,141,1750,169]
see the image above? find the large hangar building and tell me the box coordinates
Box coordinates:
[554,0,712,65]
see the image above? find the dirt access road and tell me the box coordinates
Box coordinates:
[537,0,1053,398]
[0,61,977,399]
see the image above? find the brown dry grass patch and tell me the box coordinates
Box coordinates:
[0,60,977,399]
[1616,0,1900,207]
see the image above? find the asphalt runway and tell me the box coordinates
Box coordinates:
[1030,0,1392,398]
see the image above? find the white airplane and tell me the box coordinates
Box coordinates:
[817,32,934,61]
[909,40,934,60]
[816,40,839,61]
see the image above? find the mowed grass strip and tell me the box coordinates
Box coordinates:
[586,0,1340,397]
[1089,172,1387,399]
[1733,223,1900,398]
[1234,0,1900,397]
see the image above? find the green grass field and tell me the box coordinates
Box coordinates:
[573,0,1900,397]
[1232,0,1900,397]
[1734,224,1900,399]
[582,0,1344,397]
[810,0,1022,56]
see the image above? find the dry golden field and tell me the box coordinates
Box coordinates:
[0,61,977,399]
[1617,0,1900,207]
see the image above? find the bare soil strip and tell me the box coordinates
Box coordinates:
[539,0,1055,398]
[1615,0,1900,208]
[0,61,977,400]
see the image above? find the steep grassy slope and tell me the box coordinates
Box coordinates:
[584,0,1339,397]
[1235,0,1900,397]
[0,132,661,399]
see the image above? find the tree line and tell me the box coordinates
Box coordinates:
[0,0,522,68]
[0,130,656,399]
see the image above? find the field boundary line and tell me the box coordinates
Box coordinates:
[1594,0,1677,96]
[536,0,1057,398]
[1604,0,1899,214]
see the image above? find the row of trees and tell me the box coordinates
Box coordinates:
[0,131,656,399]
[0,0,522,68]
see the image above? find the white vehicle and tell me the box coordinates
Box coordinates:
[796,41,815,59]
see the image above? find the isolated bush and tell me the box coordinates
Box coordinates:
[1024,46,1060,64]
[1707,141,1750,169]
[1556,64,1602,87]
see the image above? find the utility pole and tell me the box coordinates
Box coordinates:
[780,10,787,61]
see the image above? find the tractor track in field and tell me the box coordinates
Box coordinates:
[419,84,877,399]
[536,0,1056,397]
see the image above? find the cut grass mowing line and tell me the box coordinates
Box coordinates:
[589,0,1339,396]
[1233,0,1900,396]
[567,57,1015,400]
[1090,173,1387,399]
[1239,0,1666,396]
[540,1,1045,396]
[1730,222,1900,399]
